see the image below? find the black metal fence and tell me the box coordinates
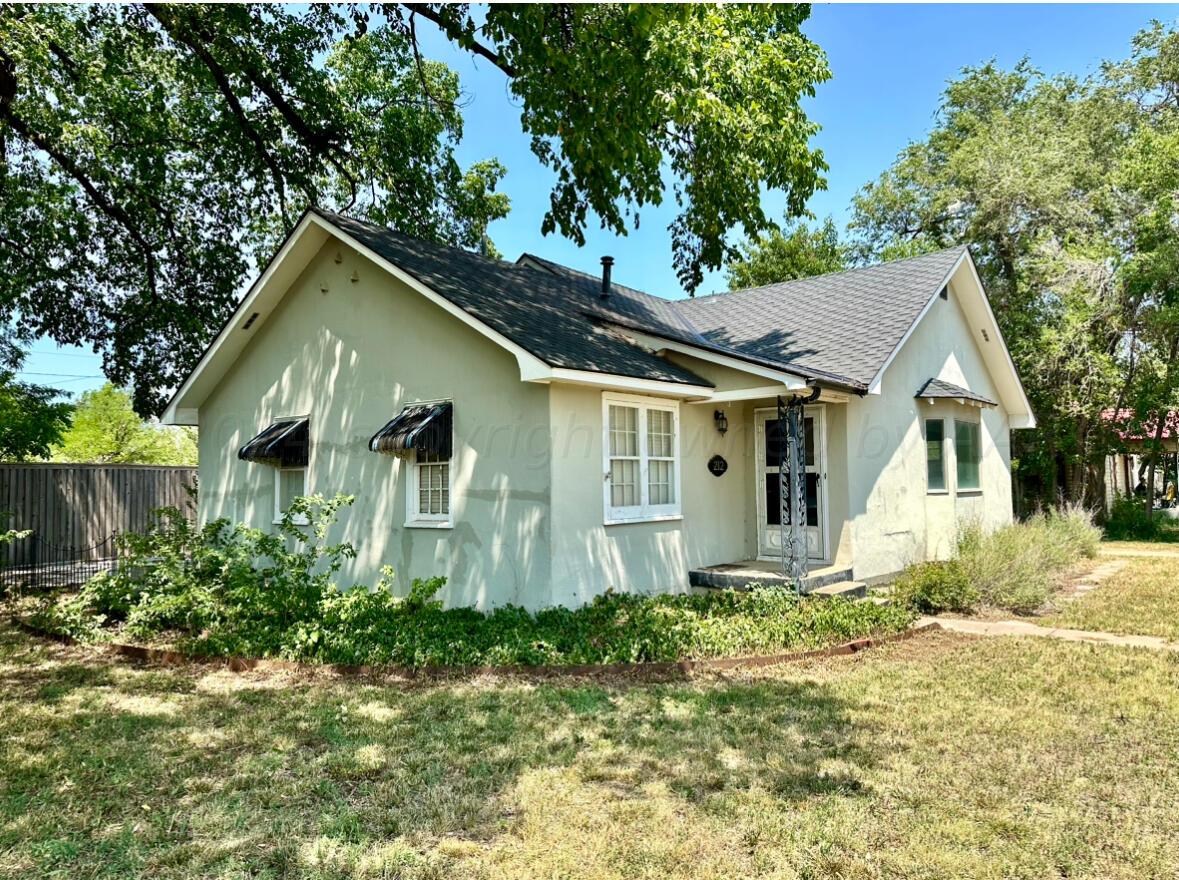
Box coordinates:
[0,532,120,594]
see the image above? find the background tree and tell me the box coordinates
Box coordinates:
[0,3,830,414]
[847,27,1179,512]
[52,383,197,465]
[725,217,850,289]
[0,339,71,461]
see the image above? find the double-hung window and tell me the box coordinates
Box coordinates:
[955,419,981,491]
[410,448,451,524]
[925,418,946,492]
[604,394,681,523]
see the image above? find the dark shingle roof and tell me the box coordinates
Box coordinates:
[916,377,997,407]
[317,210,710,388]
[318,210,969,394]
[674,247,968,386]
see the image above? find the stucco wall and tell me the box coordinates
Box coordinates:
[547,383,748,605]
[195,240,1018,606]
[841,278,1014,581]
[197,241,552,608]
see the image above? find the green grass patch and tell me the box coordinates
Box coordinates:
[2,623,1177,878]
[1039,557,1179,641]
[19,498,912,667]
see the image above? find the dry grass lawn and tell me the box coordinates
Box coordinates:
[2,623,1178,879]
[1040,556,1179,641]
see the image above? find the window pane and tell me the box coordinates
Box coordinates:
[647,409,674,458]
[955,421,980,490]
[766,419,784,464]
[649,459,674,505]
[766,473,781,526]
[609,405,638,456]
[926,419,945,491]
[767,417,814,466]
[611,458,639,507]
[417,461,449,515]
[766,474,818,527]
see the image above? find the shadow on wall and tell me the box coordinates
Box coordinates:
[201,268,550,608]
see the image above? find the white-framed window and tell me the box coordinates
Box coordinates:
[273,467,308,525]
[955,419,982,491]
[406,449,453,527]
[603,393,681,524]
[925,418,946,493]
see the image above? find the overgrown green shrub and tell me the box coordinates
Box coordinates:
[29,508,915,667]
[954,504,1101,614]
[285,584,914,667]
[891,560,978,614]
[48,494,357,652]
[1105,495,1166,541]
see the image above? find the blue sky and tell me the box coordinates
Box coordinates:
[20,3,1179,400]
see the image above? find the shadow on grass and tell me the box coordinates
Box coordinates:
[0,623,884,878]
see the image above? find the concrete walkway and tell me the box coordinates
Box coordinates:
[919,616,1179,651]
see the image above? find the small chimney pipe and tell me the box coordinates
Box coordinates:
[600,255,614,299]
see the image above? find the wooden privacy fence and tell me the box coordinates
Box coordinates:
[0,463,197,572]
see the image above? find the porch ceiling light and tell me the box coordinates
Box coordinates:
[713,409,728,436]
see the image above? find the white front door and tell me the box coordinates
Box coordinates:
[754,407,826,561]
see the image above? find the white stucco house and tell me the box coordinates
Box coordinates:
[163,209,1035,608]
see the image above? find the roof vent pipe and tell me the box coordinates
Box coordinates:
[600,255,614,299]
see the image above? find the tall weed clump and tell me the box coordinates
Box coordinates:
[953,505,1100,614]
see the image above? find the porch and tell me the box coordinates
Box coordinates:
[688,560,866,599]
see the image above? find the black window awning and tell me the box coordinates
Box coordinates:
[370,402,452,458]
[238,418,310,468]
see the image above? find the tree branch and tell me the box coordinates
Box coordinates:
[401,4,517,77]
[408,11,452,114]
[143,5,289,216]
[0,48,159,297]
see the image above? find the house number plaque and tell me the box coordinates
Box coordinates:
[707,455,728,477]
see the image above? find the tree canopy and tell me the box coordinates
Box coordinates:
[725,217,850,289]
[721,24,1179,511]
[51,383,197,465]
[848,24,1179,509]
[0,340,71,461]
[0,3,830,414]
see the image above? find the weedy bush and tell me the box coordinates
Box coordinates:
[42,494,358,653]
[1104,495,1167,541]
[890,560,978,614]
[954,504,1101,614]
[29,500,915,667]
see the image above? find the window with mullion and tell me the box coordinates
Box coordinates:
[412,449,450,521]
[646,408,676,507]
[608,404,640,509]
[605,396,680,522]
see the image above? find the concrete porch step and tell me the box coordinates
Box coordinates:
[689,561,854,594]
[808,580,868,601]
